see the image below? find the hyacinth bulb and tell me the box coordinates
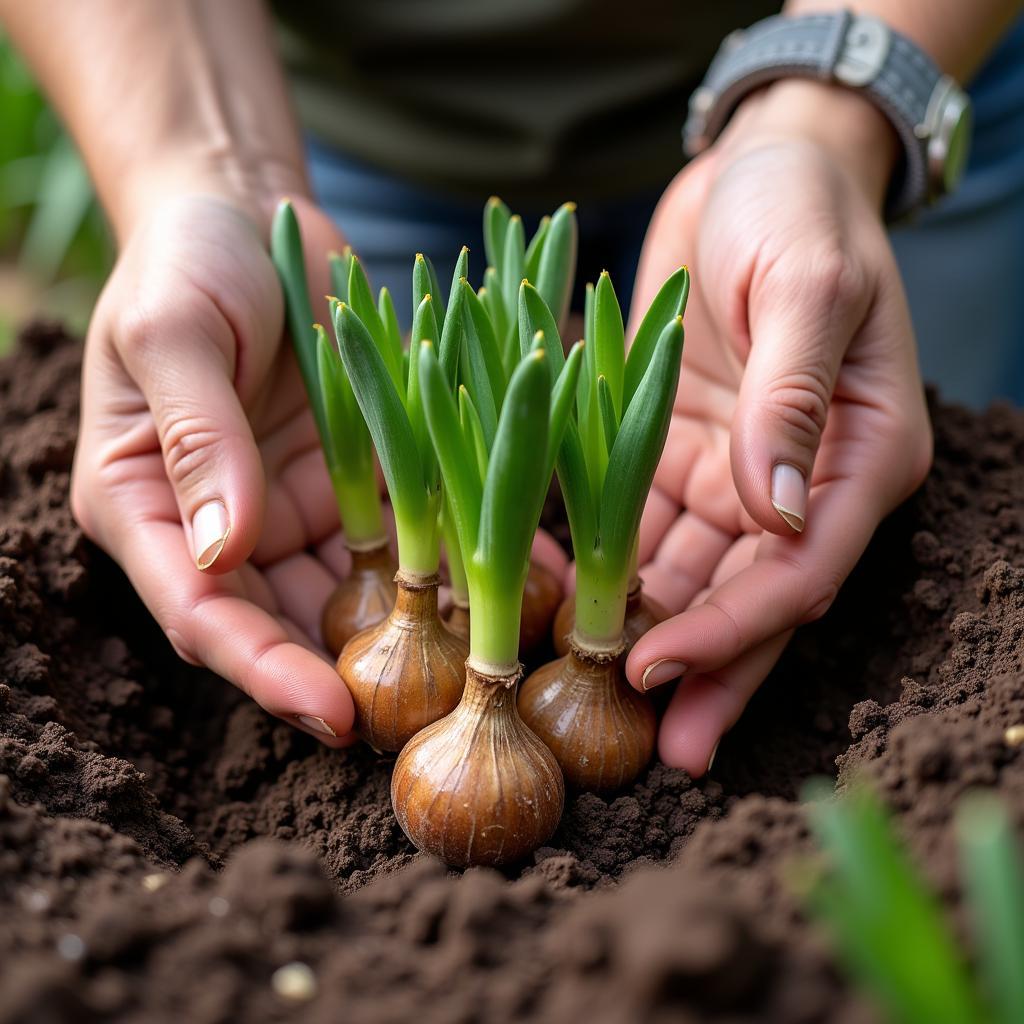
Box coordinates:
[445,600,471,644]
[552,579,667,658]
[518,561,564,656]
[321,543,398,657]
[519,641,656,792]
[391,665,564,867]
[337,572,467,752]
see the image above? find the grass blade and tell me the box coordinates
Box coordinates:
[806,785,983,1024]
[957,793,1024,1024]
[594,271,625,418]
[535,201,577,331]
[598,318,682,570]
[624,266,689,407]
[379,286,404,372]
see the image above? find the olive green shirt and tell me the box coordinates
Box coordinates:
[272,1,780,203]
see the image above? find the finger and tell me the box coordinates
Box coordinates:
[730,251,871,535]
[262,552,340,645]
[532,529,569,579]
[118,511,355,742]
[640,511,734,613]
[115,295,269,574]
[626,473,877,687]
[656,632,792,777]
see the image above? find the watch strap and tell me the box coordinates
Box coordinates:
[684,12,958,220]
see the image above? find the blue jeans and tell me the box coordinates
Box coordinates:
[309,16,1024,408]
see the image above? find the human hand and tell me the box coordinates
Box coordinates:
[623,80,933,776]
[71,192,361,744]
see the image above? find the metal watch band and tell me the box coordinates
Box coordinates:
[683,11,971,220]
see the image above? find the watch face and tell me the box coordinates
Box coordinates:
[940,96,972,194]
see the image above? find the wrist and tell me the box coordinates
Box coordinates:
[112,146,310,245]
[720,78,900,212]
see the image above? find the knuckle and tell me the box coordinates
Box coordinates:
[160,412,224,491]
[804,246,867,314]
[802,573,842,624]
[760,368,831,449]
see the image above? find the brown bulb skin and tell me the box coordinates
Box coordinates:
[519,640,656,792]
[392,664,564,867]
[321,543,398,657]
[338,572,467,753]
[445,601,471,644]
[519,561,563,656]
[552,579,668,657]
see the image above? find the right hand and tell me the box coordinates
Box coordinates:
[71,192,360,744]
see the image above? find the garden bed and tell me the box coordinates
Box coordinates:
[1,321,1022,1023]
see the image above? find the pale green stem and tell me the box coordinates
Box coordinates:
[465,563,527,673]
[572,551,629,652]
[393,490,442,576]
[329,464,387,548]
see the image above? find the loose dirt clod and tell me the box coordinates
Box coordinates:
[1,323,1023,1024]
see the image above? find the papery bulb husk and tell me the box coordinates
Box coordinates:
[552,578,668,657]
[519,638,656,792]
[519,561,563,656]
[338,572,467,753]
[322,543,398,657]
[444,600,471,644]
[391,664,565,867]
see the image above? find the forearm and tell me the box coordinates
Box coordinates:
[719,0,1021,212]
[784,0,1023,81]
[0,0,307,241]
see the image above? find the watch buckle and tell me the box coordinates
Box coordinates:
[833,14,891,87]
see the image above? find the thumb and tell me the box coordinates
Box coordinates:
[730,253,868,534]
[117,298,267,573]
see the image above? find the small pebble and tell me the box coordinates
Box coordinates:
[271,962,317,1002]
[57,934,86,962]
[142,873,168,892]
[207,897,230,918]
[1003,724,1024,747]
[25,889,51,912]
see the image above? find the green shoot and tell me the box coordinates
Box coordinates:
[803,783,1011,1024]
[420,340,581,673]
[270,200,385,548]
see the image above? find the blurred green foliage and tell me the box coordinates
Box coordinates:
[803,784,1024,1024]
[0,30,112,353]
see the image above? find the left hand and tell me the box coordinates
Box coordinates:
[621,80,933,776]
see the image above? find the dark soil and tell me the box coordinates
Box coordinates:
[1,322,1023,1024]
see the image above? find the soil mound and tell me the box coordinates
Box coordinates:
[1,322,1022,1023]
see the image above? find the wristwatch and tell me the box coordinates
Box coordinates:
[683,10,972,221]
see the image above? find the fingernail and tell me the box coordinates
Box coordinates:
[771,463,806,533]
[296,714,337,737]
[641,659,687,691]
[706,740,721,775]
[193,500,230,570]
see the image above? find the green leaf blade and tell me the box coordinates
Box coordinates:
[483,196,511,280]
[535,201,577,331]
[593,271,625,417]
[598,317,683,573]
[624,266,690,407]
